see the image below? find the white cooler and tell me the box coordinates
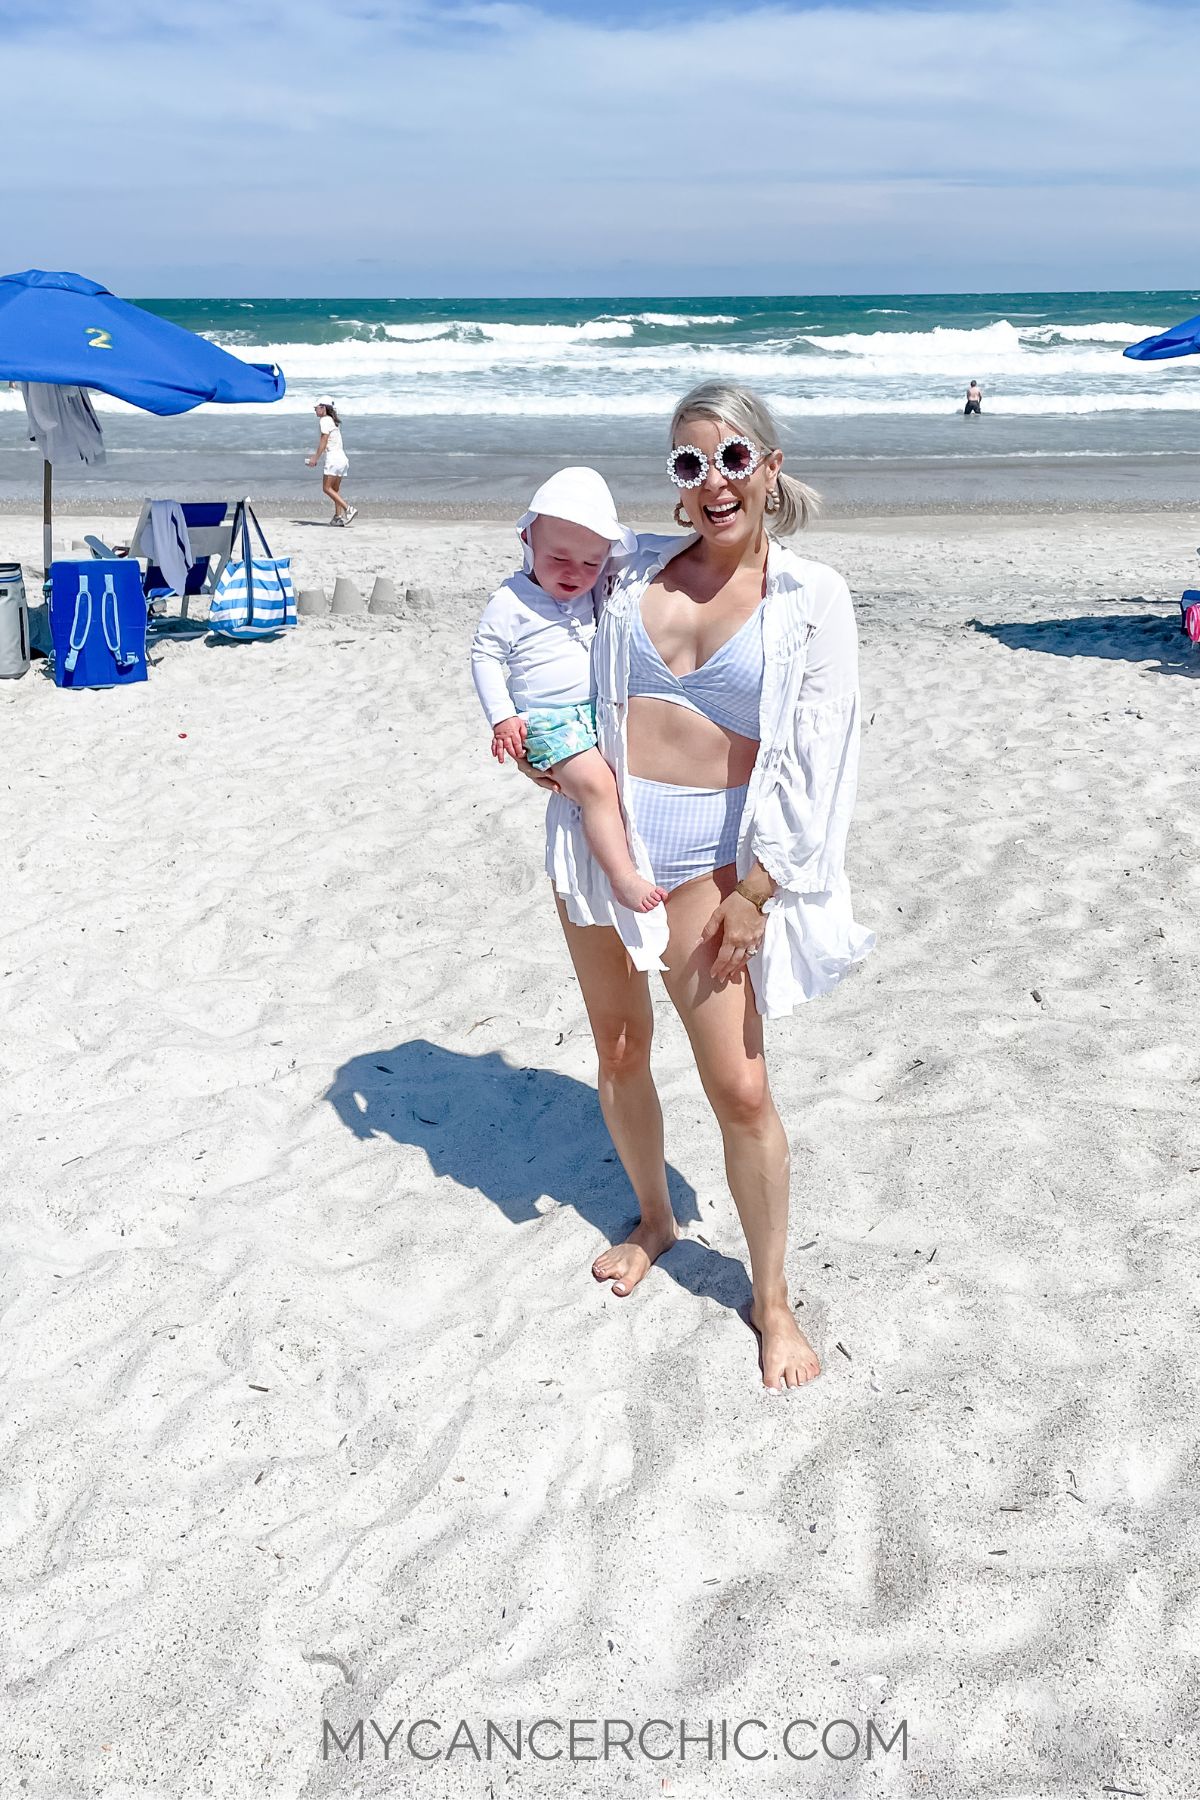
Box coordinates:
[0,563,31,680]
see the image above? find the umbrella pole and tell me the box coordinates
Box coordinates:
[42,459,52,577]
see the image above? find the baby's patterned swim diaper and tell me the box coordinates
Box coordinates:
[524,701,598,771]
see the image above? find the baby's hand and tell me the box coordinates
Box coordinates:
[491,716,527,764]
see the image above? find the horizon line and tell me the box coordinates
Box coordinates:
[131,285,1200,303]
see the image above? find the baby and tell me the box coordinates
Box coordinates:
[471,468,666,914]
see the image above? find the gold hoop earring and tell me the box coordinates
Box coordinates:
[673,500,690,528]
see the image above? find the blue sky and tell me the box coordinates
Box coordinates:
[2,0,1198,295]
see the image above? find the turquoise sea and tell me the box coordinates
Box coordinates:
[4,292,1199,510]
[154,290,1200,422]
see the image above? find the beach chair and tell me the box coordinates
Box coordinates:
[127,500,241,620]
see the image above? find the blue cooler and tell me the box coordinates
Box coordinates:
[49,559,147,689]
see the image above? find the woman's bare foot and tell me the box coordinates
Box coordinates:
[610,869,668,914]
[592,1217,677,1296]
[749,1298,820,1390]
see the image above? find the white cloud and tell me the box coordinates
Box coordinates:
[3,0,1197,291]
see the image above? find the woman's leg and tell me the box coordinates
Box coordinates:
[323,473,348,517]
[553,894,677,1295]
[658,867,819,1389]
[552,749,667,914]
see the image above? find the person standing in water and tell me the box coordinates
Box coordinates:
[307,398,357,525]
[963,380,983,417]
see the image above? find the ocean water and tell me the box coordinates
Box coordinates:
[4,292,1200,511]
[146,291,1200,422]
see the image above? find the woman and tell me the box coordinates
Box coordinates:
[307,398,357,526]
[527,382,873,1391]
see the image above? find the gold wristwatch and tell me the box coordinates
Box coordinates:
[733,878,770,913]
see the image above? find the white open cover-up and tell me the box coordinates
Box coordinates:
[545,532,875,1018]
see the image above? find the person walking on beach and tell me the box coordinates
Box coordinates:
[306,397,357,525]
[516,382,873,1390]
[963,380,983,417]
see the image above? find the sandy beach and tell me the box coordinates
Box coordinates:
[3,505,1199,1798]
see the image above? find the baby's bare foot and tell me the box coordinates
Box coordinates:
[612,870,668,913]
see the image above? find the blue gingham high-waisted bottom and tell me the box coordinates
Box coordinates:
[626,776,749,893]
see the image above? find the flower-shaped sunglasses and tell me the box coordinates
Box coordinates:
[667,434,764,490]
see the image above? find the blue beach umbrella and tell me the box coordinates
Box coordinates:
[1123,313,1200,361]
[0,268,285,566]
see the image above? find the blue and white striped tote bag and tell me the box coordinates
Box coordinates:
[208,503,296,638]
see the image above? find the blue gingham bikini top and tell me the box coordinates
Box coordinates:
[628,597,765,740]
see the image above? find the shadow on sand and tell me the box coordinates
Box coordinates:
[325,1038,753,1313]
[973,609,1200,675]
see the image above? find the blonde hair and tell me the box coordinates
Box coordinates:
[669,381,819,533]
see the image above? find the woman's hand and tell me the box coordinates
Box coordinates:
[305,455,318,467]
[700,885,770,983]
[514,755,560,793]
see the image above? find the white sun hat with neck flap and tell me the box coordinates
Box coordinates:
[517,466,636,572]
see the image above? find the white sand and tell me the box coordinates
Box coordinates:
[2,508,1199,1798]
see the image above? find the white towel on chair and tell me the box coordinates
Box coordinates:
[148,501,193,598]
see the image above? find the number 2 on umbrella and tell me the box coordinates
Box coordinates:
[85,327,113,350]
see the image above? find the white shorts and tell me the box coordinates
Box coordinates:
[323,457,349,478]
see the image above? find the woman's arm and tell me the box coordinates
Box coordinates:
[734,864,776,908]
[307,429,330,469]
